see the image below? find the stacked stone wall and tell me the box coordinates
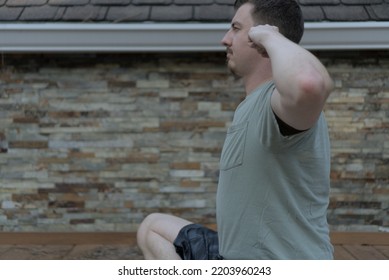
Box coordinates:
[323,51,389,231]
[0,52,388,232]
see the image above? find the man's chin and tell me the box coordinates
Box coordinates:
[227,64,240,79]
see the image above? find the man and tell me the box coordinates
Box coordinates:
[137,0,334,259]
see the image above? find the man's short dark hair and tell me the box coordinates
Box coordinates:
[234,0,304,44]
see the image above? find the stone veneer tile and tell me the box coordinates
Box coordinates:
[0,52,388,232]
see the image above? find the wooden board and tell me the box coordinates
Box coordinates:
[342,245,387,260]
[374,245,389,259]
[0,245,74,260]
[333,245,356,260]
[0,232,137,245]
[330,232,389,245]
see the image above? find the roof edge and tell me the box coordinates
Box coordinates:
[0,22,389,52]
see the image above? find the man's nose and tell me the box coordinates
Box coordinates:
[221,30,231,46]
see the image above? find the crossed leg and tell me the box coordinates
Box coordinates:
[137,213,193,259]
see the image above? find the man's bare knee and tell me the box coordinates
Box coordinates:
[136,213,160,249]
[137,213,193,259]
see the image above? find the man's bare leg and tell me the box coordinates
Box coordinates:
[137,213,192,259]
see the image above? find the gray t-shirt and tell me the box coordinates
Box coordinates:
[216,81,333,259]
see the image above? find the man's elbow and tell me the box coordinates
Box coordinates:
[298,72,333,105]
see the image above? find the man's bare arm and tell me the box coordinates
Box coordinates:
[249,24,333,130]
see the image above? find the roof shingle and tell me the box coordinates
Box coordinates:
[0,0,388,22]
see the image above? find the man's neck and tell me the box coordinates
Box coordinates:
[243,62,273,95]
[244,76,273,96]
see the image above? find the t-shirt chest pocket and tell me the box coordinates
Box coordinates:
[219,121,249,171]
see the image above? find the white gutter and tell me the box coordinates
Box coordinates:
[302,22,389,50]
[0,22,388,52]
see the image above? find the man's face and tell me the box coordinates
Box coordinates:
[221,3,260,78]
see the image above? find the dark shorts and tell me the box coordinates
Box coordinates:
[173,224,223,260]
